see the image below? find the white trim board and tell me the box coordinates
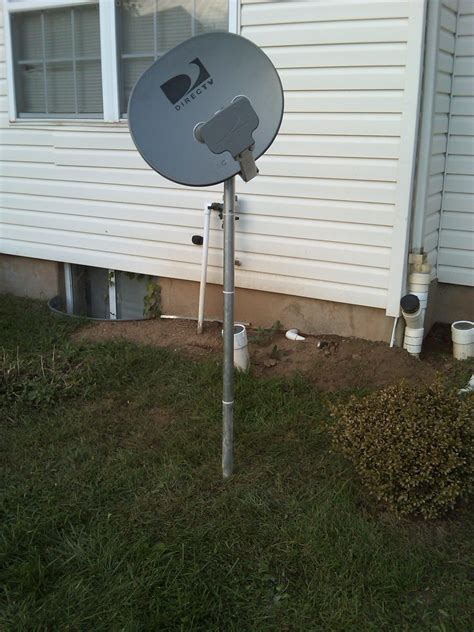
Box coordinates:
[5,0,96,12]
[99,0,120,122]
[229,0,241,33]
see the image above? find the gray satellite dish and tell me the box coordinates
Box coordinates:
[128,32,283,186]
[128,31,284,478]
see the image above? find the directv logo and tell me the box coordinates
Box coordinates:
[160,58,214,111]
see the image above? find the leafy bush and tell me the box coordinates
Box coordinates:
[330,381,473,519]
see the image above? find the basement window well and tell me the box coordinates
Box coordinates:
[52,264,161,320]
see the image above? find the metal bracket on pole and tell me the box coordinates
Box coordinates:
[236,146,258,182]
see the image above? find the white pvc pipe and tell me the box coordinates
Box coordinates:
[400,267,432,358]
[459,374,474,394]
[162,314,249,327]
[409,271,431,314]
[197,203,211,334]
[234,324,250,372]
[401,294,424,358]
[403,306,424,330]
[285,328,305,341]
[403,327,424,358]
[389,316,399,348]
[451,321,474,360]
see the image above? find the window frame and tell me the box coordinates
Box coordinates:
[4,0,240,124]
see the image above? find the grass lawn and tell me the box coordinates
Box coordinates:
[1,295,473,630]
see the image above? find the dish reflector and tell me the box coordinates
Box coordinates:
[128,32,284,187]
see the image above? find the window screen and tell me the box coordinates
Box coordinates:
[12,4,103,117]
[118,0,228,115]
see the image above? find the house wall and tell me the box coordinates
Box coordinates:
[0,1,426,318]
[438,0,474,286]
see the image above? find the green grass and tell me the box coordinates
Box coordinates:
[1,295,473,631]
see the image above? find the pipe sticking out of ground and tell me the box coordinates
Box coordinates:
[400,294,423,358]
[285,328,305,341]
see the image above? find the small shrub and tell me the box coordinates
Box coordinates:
[249,321,282,346]
[330,381,473,519]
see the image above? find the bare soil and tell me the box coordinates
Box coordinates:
[72,318,472,392]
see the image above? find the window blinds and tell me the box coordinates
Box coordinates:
[119,0,228,114]
[13,4,103,117]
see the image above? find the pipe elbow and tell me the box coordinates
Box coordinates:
[285,328,306,341]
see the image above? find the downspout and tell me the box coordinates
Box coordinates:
[197,202,212,334]
[411,0,442,254]
[401,0,442,355]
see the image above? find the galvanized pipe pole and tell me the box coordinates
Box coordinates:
[222,176,235,479]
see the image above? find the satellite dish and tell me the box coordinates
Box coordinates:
[128,32,284,479]
[128,32,283,187]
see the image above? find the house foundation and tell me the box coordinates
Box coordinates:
[159,277,395,342]
[0,254,397,342]
[7,255,471,343]
[429,281,474,326]
[0,254,61,300]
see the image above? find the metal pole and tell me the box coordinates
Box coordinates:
[222,177,235,479]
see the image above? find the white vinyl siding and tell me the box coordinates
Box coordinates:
[0,0,426,315]
[240,0,425,314]
[438,0,474,286]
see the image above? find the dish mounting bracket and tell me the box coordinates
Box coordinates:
[195,96,260,182]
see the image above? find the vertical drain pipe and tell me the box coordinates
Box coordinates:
[408,270,431,319]
[399,0,440,356]
[197,203,212,334]
[410,0,442,254]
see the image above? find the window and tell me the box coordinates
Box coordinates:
[118,0,229,115]
[5,0,233,122]
[62,264,155,320]
[11,4,103,117]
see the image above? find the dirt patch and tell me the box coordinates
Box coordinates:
[69,317,473,392]
[422,322,453,357]
[73,318,223,357]
[251,335,439,391]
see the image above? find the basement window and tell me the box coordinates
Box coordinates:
[63,265,157,320]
